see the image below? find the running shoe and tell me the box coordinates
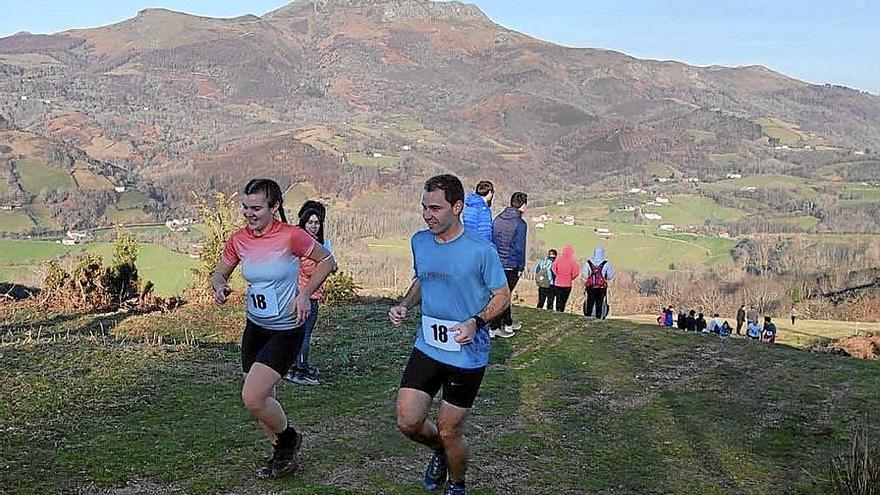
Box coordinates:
[298,372,320,386]
[422,450,448,491]
[270,429,303,479]
[510,322,522,331]
[443,482,467,495]
[494,326,515,338]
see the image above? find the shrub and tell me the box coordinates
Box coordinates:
[189,191,241,303]
[322,270,361,307]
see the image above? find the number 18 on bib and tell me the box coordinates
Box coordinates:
[421,315,462,352]
[247,283,280,318]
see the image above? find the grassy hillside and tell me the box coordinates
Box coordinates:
[535,223,735,272]
[0,239,196,295]
[2,303,878,494]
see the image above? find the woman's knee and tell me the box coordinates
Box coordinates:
[241,385,268,413]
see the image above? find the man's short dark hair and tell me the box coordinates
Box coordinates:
[510,192,528,208]
[424,174,465,207]
[764,316,772,322]
[475,180,494,197]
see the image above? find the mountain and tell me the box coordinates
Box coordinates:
[1,0,879,230]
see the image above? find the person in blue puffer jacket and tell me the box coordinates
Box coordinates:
[461,180,494,243]
[490,191,528,337]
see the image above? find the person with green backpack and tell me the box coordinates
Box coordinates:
[534,249,557,309]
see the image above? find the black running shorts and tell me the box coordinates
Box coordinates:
[399,348,486,409]
[241,319,305,376]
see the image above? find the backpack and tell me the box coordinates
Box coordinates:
[535,262,551,288]
[584,260,608,289]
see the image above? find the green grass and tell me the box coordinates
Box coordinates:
[2,303,879,494]
[24,204,61,229]
[15,160,76,194]
[115,190,151,209]
[346,152,399,168]
[0,240,195,295]
[0,210,35,232]
[106,207,151,225]
[702,174,819,197]
[87,243,197,295]
[774,215,821,230]
[536,223,734,273]
[708,153,740,166]
[756,117,815,145]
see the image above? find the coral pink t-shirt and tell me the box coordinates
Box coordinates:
[222,220,315,330]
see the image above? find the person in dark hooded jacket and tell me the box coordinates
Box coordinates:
[490,191,528,336]
[461,180,494,243]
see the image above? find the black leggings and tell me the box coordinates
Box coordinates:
[555,286,572,312]
[537,286,555,309]
[584,288,607,318]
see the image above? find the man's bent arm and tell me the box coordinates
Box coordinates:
[398,278,422,309]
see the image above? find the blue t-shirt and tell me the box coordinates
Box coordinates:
[411,229,507,369]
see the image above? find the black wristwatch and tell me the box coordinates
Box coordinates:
[472,315,486,329]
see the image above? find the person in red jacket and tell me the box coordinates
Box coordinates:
[550,244,580,312]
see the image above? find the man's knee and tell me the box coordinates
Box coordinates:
[397,412,424,438]
[437,417,464,444]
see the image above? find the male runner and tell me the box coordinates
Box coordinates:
[389,174,510,495]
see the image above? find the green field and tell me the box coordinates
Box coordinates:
[0,239,196,295]
[106,206,152,225]
[346,152,399,168]
[0,210,35,232]
[702,174,819,197]
[115,190,152,209]
[535,223,734,273]
[15,160,76,194]
[2,304,879,494]
[604,195,744,227]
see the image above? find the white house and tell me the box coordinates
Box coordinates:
[401,144,412,151]
[655,197,670,204]
[644,213,662,221]
[659,224,676,231]
[372,152,383,158]
[114,186,126,193]
[555,200,566,206]
[726,173,743,179]
[595,227,610,234]
[628,188,644,194]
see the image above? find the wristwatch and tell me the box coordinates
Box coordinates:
[472,315,486,329]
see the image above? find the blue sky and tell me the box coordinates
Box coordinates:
[2,0,878,94]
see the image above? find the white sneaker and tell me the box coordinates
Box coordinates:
[510,322,522,331]
[495,327,515,338]
[489,328,497,338]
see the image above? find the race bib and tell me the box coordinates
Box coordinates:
[247,283,280,318]
[421,315,462,352]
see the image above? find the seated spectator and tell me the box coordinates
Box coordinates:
[747,321,762,340]
[762,316,778,344]
[719,321,732,338]
[657,306,667,326]
[676,308,687,330]
[708,313,724,334]
[685,310,697,331]
[696,313,707,333]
